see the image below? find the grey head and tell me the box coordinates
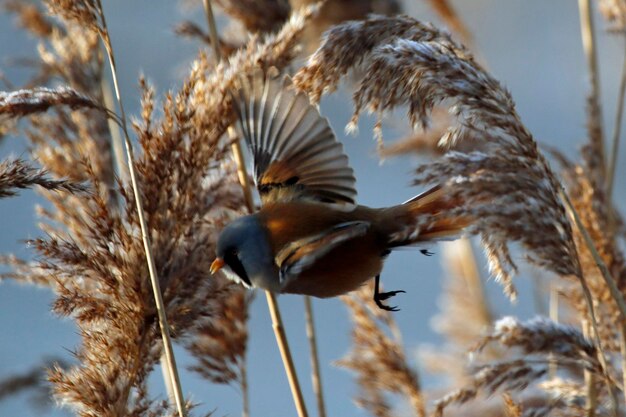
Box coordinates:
[215,214,280,292]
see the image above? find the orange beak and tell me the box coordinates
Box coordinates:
[210,258,225,275]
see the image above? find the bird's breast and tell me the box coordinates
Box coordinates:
[257,202,388,297]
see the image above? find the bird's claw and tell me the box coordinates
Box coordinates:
[420,249,434,256]
[373,290,405,312]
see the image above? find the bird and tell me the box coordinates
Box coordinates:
[210,68,470,311]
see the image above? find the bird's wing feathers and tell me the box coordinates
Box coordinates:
[275,221,370,285]
[232,69,357,206]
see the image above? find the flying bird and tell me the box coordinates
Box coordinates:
[210,69,469,311]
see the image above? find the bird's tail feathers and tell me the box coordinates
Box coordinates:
[388,185,471,246]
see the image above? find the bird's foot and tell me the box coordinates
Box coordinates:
[373,290,406,312]
[373,274,405,311]
[420,249,434,256]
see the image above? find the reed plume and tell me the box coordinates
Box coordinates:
[2,2,315,415]
[434,317,607,417]
[0,158,86,198]
[339,282,425,417]
[419,240,493,384]
[294,15,580,300]
[598,0,626,31]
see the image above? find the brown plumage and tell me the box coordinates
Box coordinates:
[212,69,469,309]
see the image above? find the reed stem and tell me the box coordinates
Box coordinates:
[560,189,626,321]
[548,284,559,378]
[578,0,606,169]
[266,291,309,417]
[100,77,129,184]
[607,36,626,206]
[241,363,250,417]
[95,2,186,416]
[304,296,326,417]
[620,325,626,408]
[582,320,597,417]
[560,188,620,416]
[202,2,308,416]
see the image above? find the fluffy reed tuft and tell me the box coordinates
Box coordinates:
[477,317,600,372]
[598,0,626,31]
[294,15,580,300]
[339,283,426,417]
[434,317,606,417]
[2,2,315,415]
[213,0,290,34]
[552,153,626,350]
[187,287,251,388]
[0,158,86,198]
[0,87,103,118]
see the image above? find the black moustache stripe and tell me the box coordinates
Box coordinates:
[224,252,251,287]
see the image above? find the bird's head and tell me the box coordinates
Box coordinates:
[210,215,279,291]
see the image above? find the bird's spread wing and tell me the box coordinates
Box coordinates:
[231,69,357,206]
[275,221,370,285]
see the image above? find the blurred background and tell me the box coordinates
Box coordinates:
[1,1,624,416]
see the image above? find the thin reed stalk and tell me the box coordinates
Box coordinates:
[560,189,626,320]
[579,0,606,173]
[203,2,309,416]
[548,284,559,378]
[266,292,309,417]
[582,320,597,417]
[100,77,128,183]
[456,238,492,323]
[94,2,186,416]
[606,30,626,417]
[607,36,626,203]
[621,328,626,407]
[304,296,327,417]
[560,189,620,415]
[241,364,250,417]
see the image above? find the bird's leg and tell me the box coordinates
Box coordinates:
[373,274,405,312]
[420,249,434,256]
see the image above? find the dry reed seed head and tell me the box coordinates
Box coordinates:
[425,0,472,44]
[581,94,606,192]
[293,15,467,104]
[174,21,241,58]
[379,107,452,158]
[598,0,626,31]
[477,317,600,373]
[567,187,626,349]
[420,240,494,382]
[214,0,290,34]
[339,284,426,417]
[44,0,102,34]
[0,87,103,119]
[538,378,587,408]
[290,0,402,53]
[433,360,548,417]
[0,357,69,410]
[187,285,251,387]
[174,20,212,45]
[0,254,54,286]
[295,16,581,297]
[35,24,104,90]
[0,158,87,198]
[3,5,316,415]
[502,392,523,417]
[4,1,56,37]
[552,153,626,349]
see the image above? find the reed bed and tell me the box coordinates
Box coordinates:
[0,1,625,417]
